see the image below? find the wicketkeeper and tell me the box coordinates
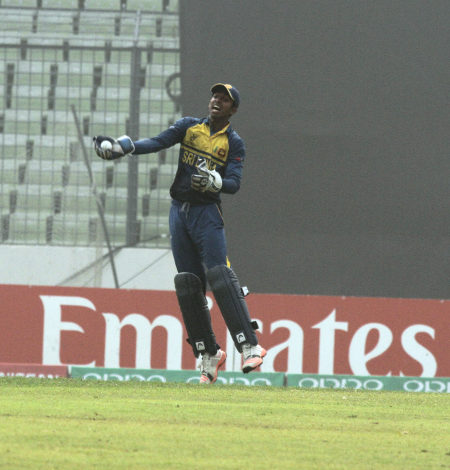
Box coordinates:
[93,83,266,384]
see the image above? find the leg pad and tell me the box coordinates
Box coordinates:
[207,265,258,353]
[174,272,218,357]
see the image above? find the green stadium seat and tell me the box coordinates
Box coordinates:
[60,185,98,215]
[140,213,169,243]
[155,163,176,188]
[50,213,96,245]
[7,184,54,213]
[0,159,23,184]
[140,190,171,217]
[1,1,37,8]
[65,160,108,188]
[23,160,63,185]
[41,0,79,9]
[6,211,51,244]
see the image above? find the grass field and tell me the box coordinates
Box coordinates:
[0,378,448,469]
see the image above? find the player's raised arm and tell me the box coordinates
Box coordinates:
[93,117,198,160]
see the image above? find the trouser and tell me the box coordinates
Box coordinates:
[169,200,227,293]
[170,199,258,356]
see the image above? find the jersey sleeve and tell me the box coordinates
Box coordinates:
[132,117,198,155]
[221,132,246,194]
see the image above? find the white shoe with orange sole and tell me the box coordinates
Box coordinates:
[199,349,227,384]
[241,344,267,373]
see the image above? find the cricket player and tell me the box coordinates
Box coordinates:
[93,83,266,384]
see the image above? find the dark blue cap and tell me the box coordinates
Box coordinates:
[211,83,240,107]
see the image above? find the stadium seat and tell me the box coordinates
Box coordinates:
[7,184,54,213]
[6,211,51,244]
[140,213,170,244]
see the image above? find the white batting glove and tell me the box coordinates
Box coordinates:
[191,160,222,193]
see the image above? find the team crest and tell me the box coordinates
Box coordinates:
[213,146,227,158]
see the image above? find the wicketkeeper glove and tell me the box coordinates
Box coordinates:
[93,135,135,160]
[191,160,222,193]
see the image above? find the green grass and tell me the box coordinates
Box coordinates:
[0,378,448,469]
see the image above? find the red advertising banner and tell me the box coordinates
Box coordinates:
[0,284,448,377]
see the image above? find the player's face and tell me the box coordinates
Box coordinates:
[208,91,237,120]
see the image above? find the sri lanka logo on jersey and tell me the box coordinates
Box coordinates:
[182,151,217,170]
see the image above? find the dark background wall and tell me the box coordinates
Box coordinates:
[179,0,449,299]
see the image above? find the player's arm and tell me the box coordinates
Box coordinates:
[93,117,196,160]
[220,135,245,194]
[132,118,194,154]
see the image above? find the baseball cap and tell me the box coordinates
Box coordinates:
[210,83,240,107]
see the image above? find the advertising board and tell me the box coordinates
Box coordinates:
[0,284,448,377]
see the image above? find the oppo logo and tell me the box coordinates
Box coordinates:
[297,377,384,391]
[403,380,449,393]
[82,373,167,382]
[186,376,272,386]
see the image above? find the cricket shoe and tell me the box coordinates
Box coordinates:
[241,343,267,374]
[199,349,227,384]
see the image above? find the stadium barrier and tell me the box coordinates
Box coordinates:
[70,367,450,393]
[1,362,448,393]
[1,363,444,393]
